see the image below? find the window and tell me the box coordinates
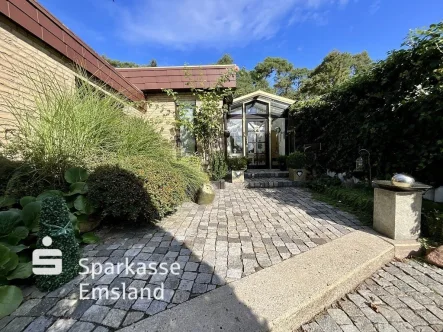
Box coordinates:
[227,118,243,155]
[179,101,196,155]
[271,118,286,164]
[245,101,268,116]
[229,105,242,115]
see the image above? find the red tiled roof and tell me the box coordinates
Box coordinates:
[0,0,144,101]
[117,65,237,91]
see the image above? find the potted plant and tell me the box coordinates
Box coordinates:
[278,155,287,171]
[227,156,248,183]
[210,151,228,189]
[287,151,307,182]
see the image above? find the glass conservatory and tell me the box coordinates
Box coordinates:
[225,90,295,169]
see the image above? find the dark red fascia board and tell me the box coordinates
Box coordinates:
[0,0,144,101]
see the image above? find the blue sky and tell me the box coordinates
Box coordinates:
[40,0,443,70]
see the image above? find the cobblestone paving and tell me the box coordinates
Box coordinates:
[300,260,443,332]
[1,187,363,332]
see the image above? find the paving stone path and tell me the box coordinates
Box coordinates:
[300,259,443,332]
[1,186,363,332]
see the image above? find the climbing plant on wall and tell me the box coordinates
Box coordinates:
[165,66,238,162]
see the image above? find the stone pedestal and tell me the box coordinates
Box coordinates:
[231,170,244,183]
[373,188,421,240]
[289,168,307,182]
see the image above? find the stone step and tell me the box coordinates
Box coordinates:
[245,178,297,188]
[244,170,289,179]
[117,231,394,332]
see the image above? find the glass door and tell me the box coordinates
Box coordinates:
[246,119,268,168]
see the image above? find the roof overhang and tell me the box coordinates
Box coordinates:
[117,65,237,91]
[233,90,295,106]
[0,0,145,101]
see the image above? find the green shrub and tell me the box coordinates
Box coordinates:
[114,116,175,161]
[227,156,248,171]
[88,165,153,223]
[120,157,187,219]
[0,196,39,318]
[36,196,80,292]
[172,156,208,199]
[2,69,122,181]
[0,156,21,196]
[291,22,443,185]
[422,200,443,242]
[287,152,306,169]
[1,67,176,190]
[307,175,342,193]
[5,165,67,198]
[210,152,228,181]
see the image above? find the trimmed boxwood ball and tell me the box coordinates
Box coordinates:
[286,152,306,169]
[88,165,154,223]
[36,196,80,292]
[119,157,188,219]
[227,157,248,171]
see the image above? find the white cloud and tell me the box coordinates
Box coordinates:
[116,0,350,49]
[369,0,381,15]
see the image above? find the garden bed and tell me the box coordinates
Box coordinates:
[308,176,443,242]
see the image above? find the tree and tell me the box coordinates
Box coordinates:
[102,55,158,68]
[351,51,372,75]
[216,54,234,65]
[299,50,372,97]
[234,67,273,97]
[252,57,310,97]
[275,67,310,97]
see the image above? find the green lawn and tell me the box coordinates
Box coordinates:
[310,190,373,226]
[311,184,443,243]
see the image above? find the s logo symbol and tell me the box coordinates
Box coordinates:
[32,236,62,275]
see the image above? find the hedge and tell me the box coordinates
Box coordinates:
[292,22,443,185]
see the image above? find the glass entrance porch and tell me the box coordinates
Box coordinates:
[226,91,294,169]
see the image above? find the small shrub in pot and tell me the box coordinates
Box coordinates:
[227,157,248,183]
[287,152,306,169]
[210,152,228,181]
[227,157,248,171]
[287,152,307,181]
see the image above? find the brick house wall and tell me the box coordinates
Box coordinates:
[0,15,76,138]
[0,15,141,142]
[0,1,234,150]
